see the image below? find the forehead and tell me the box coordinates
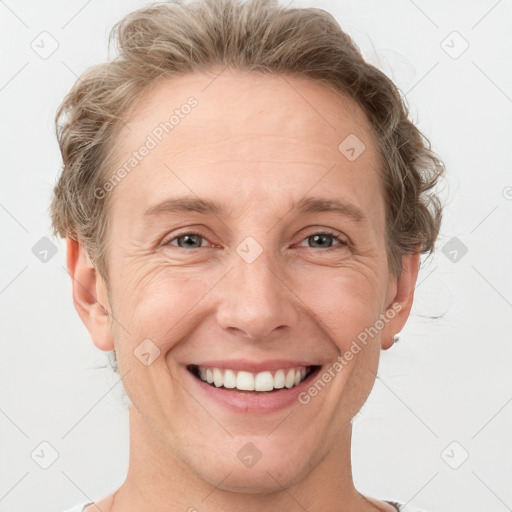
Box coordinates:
[119,70,376,155]
[107,70,385,227]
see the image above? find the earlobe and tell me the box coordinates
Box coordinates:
[381,252,421,350]
[66,238,114,351]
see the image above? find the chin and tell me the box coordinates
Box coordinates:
[182,437,318,494]
[201,461,309,494]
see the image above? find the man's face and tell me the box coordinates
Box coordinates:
[98,70,403,491]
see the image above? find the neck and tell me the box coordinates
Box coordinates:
[110,404,376,512]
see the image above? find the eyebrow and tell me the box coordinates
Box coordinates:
[143,195,366,223]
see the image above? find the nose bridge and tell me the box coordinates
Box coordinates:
[216,238,298,340]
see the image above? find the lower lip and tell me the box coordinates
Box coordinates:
[184,366,321,414]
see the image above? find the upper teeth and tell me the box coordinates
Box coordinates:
[196,366,309,391]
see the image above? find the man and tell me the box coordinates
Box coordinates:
[52,1,443,510]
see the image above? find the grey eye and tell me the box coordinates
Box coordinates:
[169,233,206,249]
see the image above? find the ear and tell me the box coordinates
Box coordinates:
[66,238,114,351]
[381,252,421,350]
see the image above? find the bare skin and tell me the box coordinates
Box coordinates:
[69,69,420,512]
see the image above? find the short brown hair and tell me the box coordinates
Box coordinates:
[50,0,444,282]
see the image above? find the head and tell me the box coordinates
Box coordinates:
[51,0,443,494]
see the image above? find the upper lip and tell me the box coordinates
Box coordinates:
[187,359,319,373]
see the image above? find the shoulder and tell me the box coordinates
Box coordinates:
[61,502,93,512]
[387,502,430,512]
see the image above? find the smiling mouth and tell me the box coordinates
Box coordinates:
[187,364,321,392]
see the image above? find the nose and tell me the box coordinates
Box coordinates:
[216,246,300,341]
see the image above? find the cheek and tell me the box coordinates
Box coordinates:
[110,268,212,415]
[292,265,384,343]
[112,263,216,351]
[335,340,380,423]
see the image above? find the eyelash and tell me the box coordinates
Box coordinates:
[164,229,348,251]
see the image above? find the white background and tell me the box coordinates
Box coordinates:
[1,1,511,511]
